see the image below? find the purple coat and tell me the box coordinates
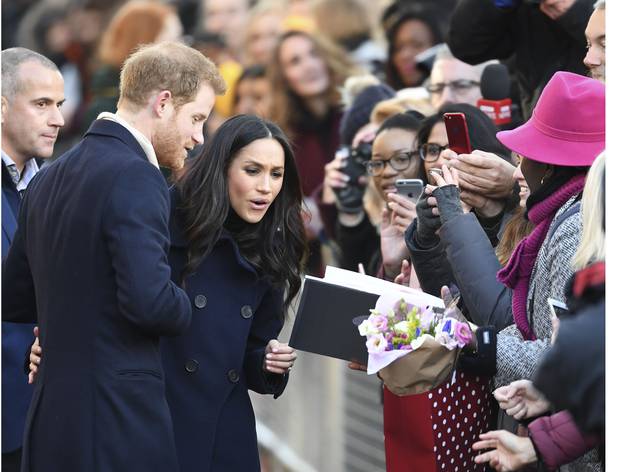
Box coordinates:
[528,410,599,470]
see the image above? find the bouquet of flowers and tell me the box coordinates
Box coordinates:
[358,293,473,396]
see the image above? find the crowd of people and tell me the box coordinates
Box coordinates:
[1,0,606,471]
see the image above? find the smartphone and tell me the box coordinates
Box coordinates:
[396,179,424,203]
[444,112,472,155]
[547,298,569,320]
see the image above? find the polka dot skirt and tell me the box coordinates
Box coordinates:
[384,371,493,472]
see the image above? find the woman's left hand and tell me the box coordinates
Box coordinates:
[263,340,297,375]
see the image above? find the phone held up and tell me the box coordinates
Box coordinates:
[444,112,472,155]
[396,178,424,203]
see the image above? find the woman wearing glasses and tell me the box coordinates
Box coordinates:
[335,111,426,279]
[405,103,514,298]
[374,104,513,471]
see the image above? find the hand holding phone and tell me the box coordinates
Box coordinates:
[444,112,472,155]
[396,179,424,203]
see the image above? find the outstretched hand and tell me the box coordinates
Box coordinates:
[473,430,537,471]
[493,379,551,420]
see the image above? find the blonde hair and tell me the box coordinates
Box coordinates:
[99,1,176,69]
[311,0,373,46]
[371,96,435,124]
[119,41,226,109]
[573,151,606,269]
[340,74,381,108]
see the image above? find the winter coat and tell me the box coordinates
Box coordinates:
[533,262,605,437]
[528,411,600,471]
[162,190,289,472]
[2,120,192,472]
[448,0,593,118]
[494,199,581,388]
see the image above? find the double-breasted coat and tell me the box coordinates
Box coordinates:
[2,120,192,471]
[162,191,289,472]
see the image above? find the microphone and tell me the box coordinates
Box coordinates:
[477,63,512,126]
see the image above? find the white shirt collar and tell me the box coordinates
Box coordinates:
[1,150,40,192]
[97,112,159,169]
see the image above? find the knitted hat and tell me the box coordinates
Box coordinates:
[339,84,395,145]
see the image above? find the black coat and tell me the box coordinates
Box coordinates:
[448,0,593,118]
[1,162,35,453]
[533,262,605,437]
[162,191,288,472]
[2,120,192,472]
[336,213,381,276]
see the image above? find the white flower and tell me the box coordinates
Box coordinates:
[394,320,410,334]
[358,319,377,336]
[366,334,388,353]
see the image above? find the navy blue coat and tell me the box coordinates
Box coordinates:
[162,191,289,472]
[2,120,192,472]
[1,162,35,453]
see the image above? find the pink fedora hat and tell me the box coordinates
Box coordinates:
[497,71,605,166]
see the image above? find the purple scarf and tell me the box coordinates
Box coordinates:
[497,174,585,340]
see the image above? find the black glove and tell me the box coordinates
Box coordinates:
[334,184,365,214]
[414,192,441,248]
[432,185,464,225]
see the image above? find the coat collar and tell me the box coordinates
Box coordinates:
[168,187,258,277]
[85,119,150,164]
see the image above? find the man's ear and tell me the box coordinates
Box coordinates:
[1,96,8,125]
[152,90,173,118]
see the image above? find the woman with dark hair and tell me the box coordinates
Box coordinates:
[26,114,306,471]
[161,114,307,472]
[336,111,425,278]
[382,5,443,90]
[405,103,516,302]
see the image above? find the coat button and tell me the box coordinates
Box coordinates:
[240,305,253,319]
[194,295,207,309]
[227,369,239,383]
[185,359,199,373]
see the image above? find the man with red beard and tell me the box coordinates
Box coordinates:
[2,41,226,472]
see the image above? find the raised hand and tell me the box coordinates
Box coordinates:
[449,150,516,199]
[380,208,410,280]
[494,379,551,420]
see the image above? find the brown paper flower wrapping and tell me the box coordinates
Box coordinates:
[378,337,460,396]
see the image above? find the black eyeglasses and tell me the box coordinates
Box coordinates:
[419,143,449,163]
[425,80,480,95]
[365,151,415,176]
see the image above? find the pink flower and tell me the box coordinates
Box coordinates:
[454,322,472,348]
[366,334,388,353]
[369,314,388,332]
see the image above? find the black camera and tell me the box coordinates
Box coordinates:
[334,143,372,213]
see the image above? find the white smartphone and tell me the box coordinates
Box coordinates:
[396,179,424,203]
[547,298,569,320]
